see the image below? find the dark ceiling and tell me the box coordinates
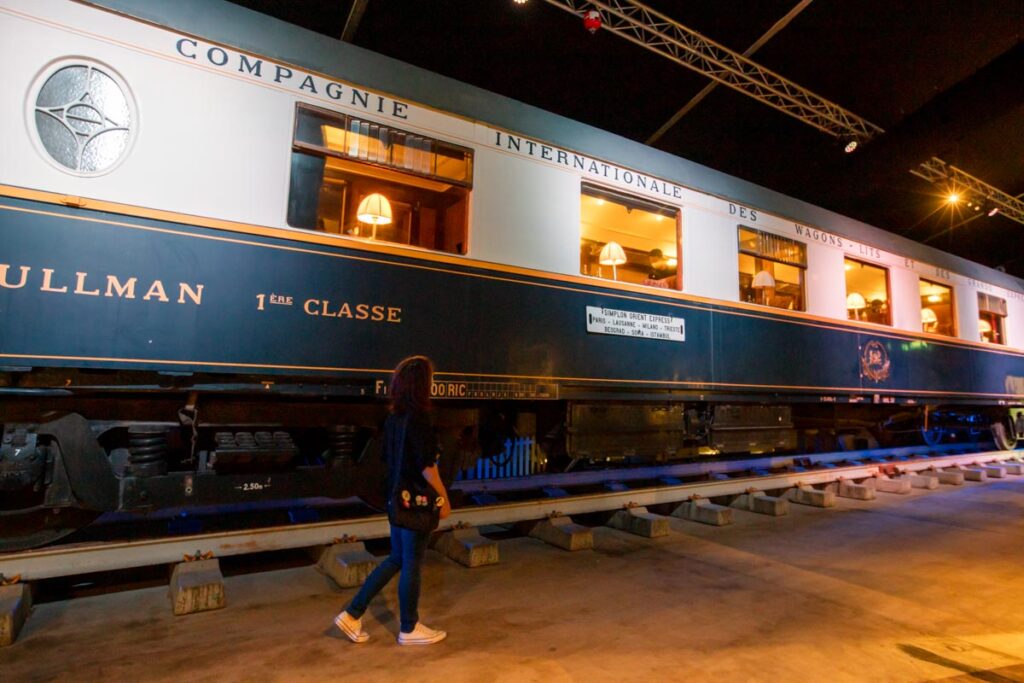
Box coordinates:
[229,0,1024,278]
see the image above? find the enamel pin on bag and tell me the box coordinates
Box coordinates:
[389,416,441,533]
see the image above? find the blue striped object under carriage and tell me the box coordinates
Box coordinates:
[1,196,1022,402]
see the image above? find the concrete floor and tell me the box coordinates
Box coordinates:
[4,477,1024,682]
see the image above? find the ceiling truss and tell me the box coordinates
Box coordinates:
[542,0,884,144]
[910,158,1024,227]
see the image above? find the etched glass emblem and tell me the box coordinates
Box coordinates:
[34,64,132,174]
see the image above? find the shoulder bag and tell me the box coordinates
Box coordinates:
[389,415,442,533]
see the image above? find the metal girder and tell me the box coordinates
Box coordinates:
[542,0,884,144]
[910,157,1024,227]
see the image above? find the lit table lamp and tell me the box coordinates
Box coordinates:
[846,292,867,320]
[752,269,775,304]
[599,241,627,280]
[356,192,393,239]
[921,307,938,330]
[979,318,992,341]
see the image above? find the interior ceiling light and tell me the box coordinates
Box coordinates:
[947,192,960,204]
[513,0,528,4]
[843,140,858,154]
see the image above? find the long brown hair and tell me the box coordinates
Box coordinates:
[389,355,433,415]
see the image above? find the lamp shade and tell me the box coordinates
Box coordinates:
[598,241,627,266]
[921,307,938,325]
[846,292,867,310]
[751,270,775,288]
[356,193,393,225]
[978,318,992,334]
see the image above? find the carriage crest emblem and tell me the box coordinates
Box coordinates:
[860,340,891,382]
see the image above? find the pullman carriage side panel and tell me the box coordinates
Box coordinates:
[710,310,863,398]
[1,195,721,388]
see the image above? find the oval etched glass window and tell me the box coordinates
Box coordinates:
[33,63,133,174]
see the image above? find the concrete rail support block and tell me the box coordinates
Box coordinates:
[922,469,965,486]
[0,584,31,647]
[903,474,939,490]
[836,479,876,501]
[1001,462,1023,475]
[170,559,226,616]
[673,498,734,526]
[607,507,671,538]
[788,484,835,508]
[980,465,1005,479]
[948,466,985,482]
[529,516,593,551]
[317,542,380,587]
[433,527,500,568]
[870,476,912,495]
[730,491,789,516]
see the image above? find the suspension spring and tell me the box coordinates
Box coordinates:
[126,428,169,476]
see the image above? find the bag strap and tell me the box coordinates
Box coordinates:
[389,414,410,498]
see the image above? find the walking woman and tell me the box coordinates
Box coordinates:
[334,355,452,645]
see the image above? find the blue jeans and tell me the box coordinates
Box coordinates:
[345,524,429,633]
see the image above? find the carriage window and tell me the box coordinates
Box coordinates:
[978,293,1007,344]
[737,227,806,310]
[919,279,955,337]
[845,258,890,325]
[579,184,680,288]
[287,104,471,254]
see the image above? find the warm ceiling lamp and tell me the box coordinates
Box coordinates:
[356,193,392,239]
[598,241,627,280]
[921,307,938,326]
[844,140,858,154]
[947,192,960,204]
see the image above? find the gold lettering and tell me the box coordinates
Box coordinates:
[40,268,68,293]
[74,272,100,296]
[143,280,169,302]
[105,275,137,299]
[387,307,402,323]
[337,303,353,318]
[355,304,370,320]
[320,300,337,317]
[177,283,203,305]
[0,264,29,289]
[371,305,385,321]
[304,299,320,315]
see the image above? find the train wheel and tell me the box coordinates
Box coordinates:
[920,425,946,447]
[991,421,1019,451]
[0,508,101,552]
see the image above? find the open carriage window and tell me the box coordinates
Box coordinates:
[844,258,890,325]
[579,184,680,289]
[978,292,1007,344]
[919,279,955,337]
[287,104,472,254]
[737,227,806,311]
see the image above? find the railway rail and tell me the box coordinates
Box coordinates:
[1,445,1016,582]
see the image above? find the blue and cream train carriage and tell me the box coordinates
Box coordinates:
[1,0,1022,549]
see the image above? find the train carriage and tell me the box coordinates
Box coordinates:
[1,0,1023,550]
